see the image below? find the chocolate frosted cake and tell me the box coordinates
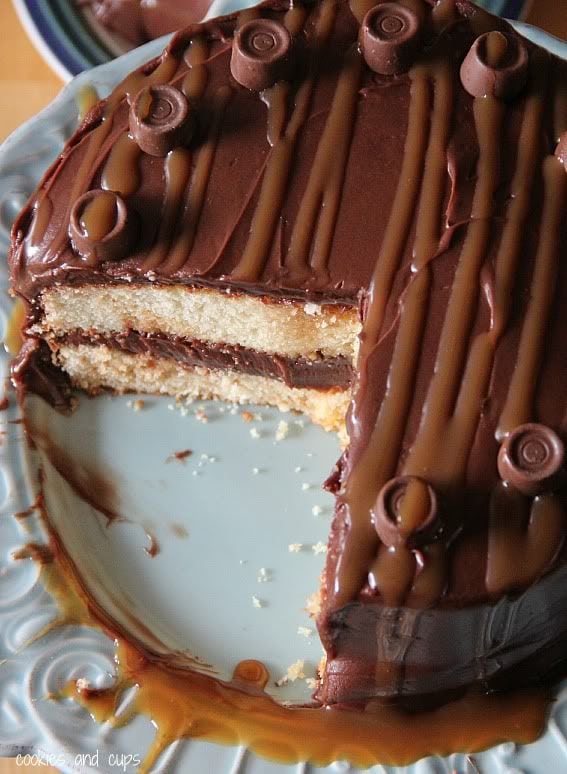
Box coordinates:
[10,0,567,706]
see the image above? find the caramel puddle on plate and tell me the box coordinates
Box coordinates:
[17,494,550,773]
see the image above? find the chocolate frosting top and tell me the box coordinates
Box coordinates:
[10,0,567,624]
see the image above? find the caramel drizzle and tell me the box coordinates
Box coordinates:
[101,133,142,197]
[485,150,567,593]
[147,148,194,268]
[157,87,231,274]
[335,61,452,608]
[182,34,209,97]
[363,62,463,610]
[143,35,232,275]
[284,44,363,286]
[426,56,551,522]
[491,53,549,339]
[402,95,504,484]
[486,484,564,594]
[338,44,566,611]
[230,0,338,282]
[80,190,117,240]
[497,155,567,438]
[284,3,309,35]
[42,53,181,266]
[431,0,458,30]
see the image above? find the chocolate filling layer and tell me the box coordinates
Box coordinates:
[56,330,354,390]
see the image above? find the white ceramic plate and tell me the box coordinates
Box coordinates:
[1,10,567,774]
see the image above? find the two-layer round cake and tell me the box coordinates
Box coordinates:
[10,0,567,707]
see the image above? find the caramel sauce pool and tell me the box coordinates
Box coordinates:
[23,520,549,772]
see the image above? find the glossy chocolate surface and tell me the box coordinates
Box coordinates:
[10,0,567,705]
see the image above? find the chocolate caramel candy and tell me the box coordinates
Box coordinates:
[373,475,441,549]
[130,84,196,156]
[460,30,528,100]
[498,423,565,496]
[230,18,292,91]
[359,3,423,76]
[69,189,135,264]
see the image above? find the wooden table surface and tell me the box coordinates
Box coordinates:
[0,0,565,772]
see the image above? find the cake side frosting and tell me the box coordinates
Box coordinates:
[9,0,567,704]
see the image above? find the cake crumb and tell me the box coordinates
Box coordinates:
[294,466,303,473]
[195,408,209,423]
[252,467,261,475]
[250,427,261,439]
[288,543,303,553]
[276,659,305,686]
[301,483,311,491]
[312,541,327,555]
[311,505,323,516]
[126,399,145,411]
[275,420,289,441]
[241,410,254,423]
[305,677,318,689]
[305,591,322,617]
[297,626,313,638]
[304,302,321,316]
[166,449,193,463]
[252,595,265,608]
[239,559,247,565]
[257,567,272,583]
[75,677,91,692]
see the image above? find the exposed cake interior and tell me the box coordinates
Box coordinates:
[35,284,360,433]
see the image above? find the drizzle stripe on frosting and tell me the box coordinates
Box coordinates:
[231,0,339,282]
